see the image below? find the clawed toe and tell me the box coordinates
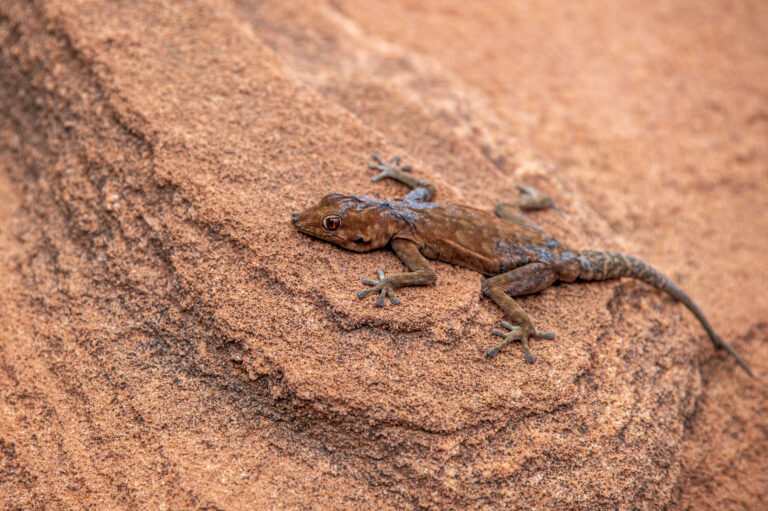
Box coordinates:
[371,153,387,165]
[487,321,554,362]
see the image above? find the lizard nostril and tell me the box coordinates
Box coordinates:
[291,212,298,224]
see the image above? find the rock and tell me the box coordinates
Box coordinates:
[0,0,765,509]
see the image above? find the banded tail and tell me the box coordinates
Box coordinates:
[577,250,753,377]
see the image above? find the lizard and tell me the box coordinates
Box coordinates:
[291,154,753,376]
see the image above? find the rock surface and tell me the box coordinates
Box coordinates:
[1,0,766,509]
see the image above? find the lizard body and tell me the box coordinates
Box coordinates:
[292,154,752,376]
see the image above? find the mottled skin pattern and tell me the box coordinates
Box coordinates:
[292,154,752,376]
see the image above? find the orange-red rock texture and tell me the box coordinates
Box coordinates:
[1,0,767,509]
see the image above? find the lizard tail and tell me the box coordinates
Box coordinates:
[576,250,753,377]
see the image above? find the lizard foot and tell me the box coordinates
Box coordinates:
[357,269,401,307]
[369,153,413,182]
[512,185,556,211]
[487,321,555,362]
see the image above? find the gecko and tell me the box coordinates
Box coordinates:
[291,154,752,376]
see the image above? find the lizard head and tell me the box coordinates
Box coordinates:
[292,193,397,252]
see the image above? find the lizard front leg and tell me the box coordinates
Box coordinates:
[368,153,437,202]
[482,263,557,362]
[357,238,437,306]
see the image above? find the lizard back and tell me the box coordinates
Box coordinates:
[392,201,568,276]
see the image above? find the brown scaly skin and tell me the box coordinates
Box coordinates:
[292,154,753,376]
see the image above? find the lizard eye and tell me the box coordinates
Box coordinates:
[322,215,341,231]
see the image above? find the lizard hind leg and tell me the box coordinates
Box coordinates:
[511,185,556,211]
[482,263,557,362]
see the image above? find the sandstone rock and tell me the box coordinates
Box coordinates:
[1,1,765,509]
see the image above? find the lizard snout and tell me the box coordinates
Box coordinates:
[291,211,308,231]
